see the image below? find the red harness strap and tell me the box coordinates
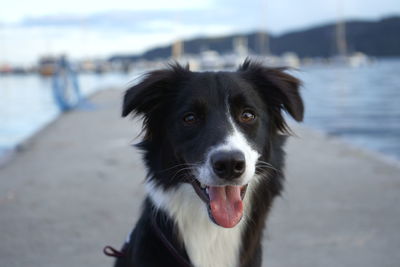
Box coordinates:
[103,245,126,258]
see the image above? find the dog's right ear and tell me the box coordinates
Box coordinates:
[238,59,304,133]
[122,64,189,117]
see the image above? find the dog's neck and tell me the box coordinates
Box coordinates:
[146,178,260,267]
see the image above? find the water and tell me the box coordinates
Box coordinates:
[298,59,400,160]
[0,72,133,157]
[1,59,399,161]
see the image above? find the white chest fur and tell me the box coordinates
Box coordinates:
[146,182,252,267]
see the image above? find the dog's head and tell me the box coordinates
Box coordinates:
[123,60,303,228]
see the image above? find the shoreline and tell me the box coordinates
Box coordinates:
[293,124,400,169]
[0,87,121,168]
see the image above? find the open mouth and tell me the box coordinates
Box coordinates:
[190,179,248,228]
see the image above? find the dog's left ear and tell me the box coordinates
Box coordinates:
[239,60,304,124]
[122,63,189,117]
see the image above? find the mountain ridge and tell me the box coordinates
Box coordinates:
[110,16,400,61]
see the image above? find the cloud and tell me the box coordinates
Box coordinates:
[14,0,400,34]
[1,0,399,64]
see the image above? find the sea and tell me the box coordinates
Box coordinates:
[0,71,134,159]
[1,59,400,162]
[297,59,400,161]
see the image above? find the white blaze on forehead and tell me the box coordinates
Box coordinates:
[216,117,260,184]
[196,100,260,186]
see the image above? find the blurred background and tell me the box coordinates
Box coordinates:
[1,1,400,267]
[1,0,400,162]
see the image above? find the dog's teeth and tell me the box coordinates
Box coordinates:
[205,187,209,195]
[200,183,206,189]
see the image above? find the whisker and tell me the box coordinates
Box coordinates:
[256,160,279,172]
[155,163,199,174]
[170,166,198,182]
[257,160,276,167]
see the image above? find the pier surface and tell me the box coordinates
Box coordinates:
[1,90,399,267]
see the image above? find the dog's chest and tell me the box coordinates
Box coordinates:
[147,182,246,267]
[178,207,244,267]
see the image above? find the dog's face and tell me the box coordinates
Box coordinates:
[123,60,303,228]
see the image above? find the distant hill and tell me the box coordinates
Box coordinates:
[110,16,400,61]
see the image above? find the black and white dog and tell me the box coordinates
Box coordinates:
[115,60,303,267]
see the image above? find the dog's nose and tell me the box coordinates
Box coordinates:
[211,150,246,179]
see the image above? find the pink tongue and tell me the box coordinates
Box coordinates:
[208,185,243,228]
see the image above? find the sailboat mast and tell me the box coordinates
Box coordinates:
[172,40,183,59]
[258,0,270,56]
[336,0,348,57]
[172,12,184,59]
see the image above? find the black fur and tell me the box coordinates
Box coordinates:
[116,59,303,267]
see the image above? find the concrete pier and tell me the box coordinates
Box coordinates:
[1,89,399,267]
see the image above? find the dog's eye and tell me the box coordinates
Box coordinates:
[239,110,256,123]
[183,113,198,125]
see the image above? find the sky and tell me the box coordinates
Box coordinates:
[1,0,399,65]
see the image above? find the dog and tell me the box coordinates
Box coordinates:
[114,59,303,267]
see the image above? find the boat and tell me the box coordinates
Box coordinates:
[38,56,57,76]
